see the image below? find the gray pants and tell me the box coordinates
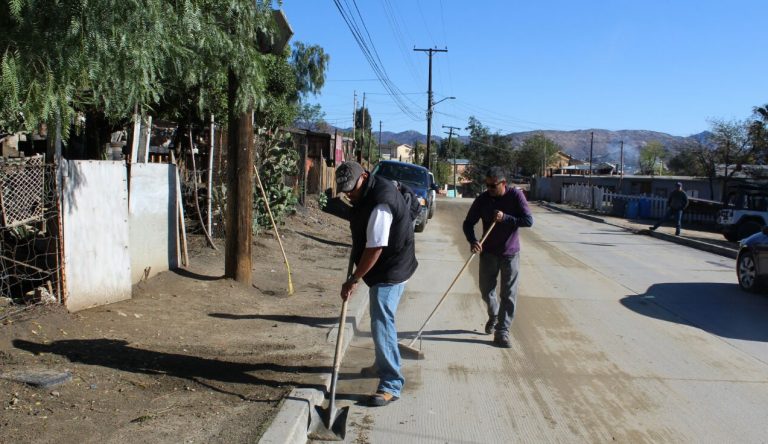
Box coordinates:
[479,252,520,336]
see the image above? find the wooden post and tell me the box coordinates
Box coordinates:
[130,113,140,164]
[54,113,67,304]
[207,115,215,236]
[170,151,188,267]
[143,116,152,163]
[299,143,307,206]
[188,129,217,249]
[224,69,253,283]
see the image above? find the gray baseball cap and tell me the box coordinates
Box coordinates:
[335,161,365,193]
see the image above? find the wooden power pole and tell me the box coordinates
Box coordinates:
[225,70,254,284]
[414,47,448,170]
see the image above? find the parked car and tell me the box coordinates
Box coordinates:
[736,226,768,292]
[427,172,437,219]
[372,160,433,232]
[718,184,768,242]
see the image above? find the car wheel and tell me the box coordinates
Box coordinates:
[737,220,762,240]
[737,250,763,292]
[428,202,435,219]
[415,219,426,232]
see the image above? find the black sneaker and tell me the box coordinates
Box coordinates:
[493,335,512,348]
[484,318,496,335]
[648,226,657,231]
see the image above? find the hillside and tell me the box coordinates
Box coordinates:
[506,129,703,165]
[337,126,708,167]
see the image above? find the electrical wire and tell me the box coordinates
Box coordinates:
[333,0,422,120]
[381,0,422,82]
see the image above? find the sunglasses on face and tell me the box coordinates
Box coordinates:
[485,180,505,188]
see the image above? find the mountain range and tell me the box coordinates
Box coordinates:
[364,128,710,166]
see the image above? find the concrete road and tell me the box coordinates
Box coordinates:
[332,199,768,443]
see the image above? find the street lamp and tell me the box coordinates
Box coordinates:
[433,96,455,107]
[426,96,455,170]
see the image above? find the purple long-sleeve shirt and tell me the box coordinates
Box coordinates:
[462,186,533,257]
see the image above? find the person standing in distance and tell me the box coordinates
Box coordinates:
[335,161,418,406]
[462,167,533,348]
[649,182,689,236]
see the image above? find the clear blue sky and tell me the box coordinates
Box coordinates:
[282,1,766,137]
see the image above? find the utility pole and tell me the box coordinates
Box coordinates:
[225,9,292,284]
[351,91,356,160]
[443,125,460,197]
[619,140,624,190]
[414,47,448,170]
[540,131,546,178]
[359,92,366,163]
[378,121,382,160]
[367,127,373,166]
[589,131,594,210]
[225,70,255,283]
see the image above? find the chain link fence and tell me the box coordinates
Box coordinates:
[0,156,61,304]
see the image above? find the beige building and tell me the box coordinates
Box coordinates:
[392,144,413,163]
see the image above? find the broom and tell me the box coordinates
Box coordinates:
[254,165,294,295]
[398,221,497,359]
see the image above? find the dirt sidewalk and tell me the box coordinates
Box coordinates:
[0,200,354,443]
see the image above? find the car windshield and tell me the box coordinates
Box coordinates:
[373,163,428,188]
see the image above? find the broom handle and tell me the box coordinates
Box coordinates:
[407,221,497,347]
[254,166,293,293]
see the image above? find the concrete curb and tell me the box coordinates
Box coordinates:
[258,285,370,444]
[539,202,738,259]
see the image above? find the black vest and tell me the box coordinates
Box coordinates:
[350,175,418,286]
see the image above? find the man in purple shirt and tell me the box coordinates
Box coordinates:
[462,167,533,348]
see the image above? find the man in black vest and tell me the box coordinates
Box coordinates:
[335,161,418,407]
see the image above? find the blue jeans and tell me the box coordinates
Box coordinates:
[369,282,406,397]
[652,209,683,234]
[479,253,520,337]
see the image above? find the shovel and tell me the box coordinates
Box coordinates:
[398,221,497,359]
[307,259,355,441]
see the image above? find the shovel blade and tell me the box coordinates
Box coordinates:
[308,405,349,441]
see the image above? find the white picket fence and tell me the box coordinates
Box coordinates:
[561,184,667,219]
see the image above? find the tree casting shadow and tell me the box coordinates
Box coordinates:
[620,282,768,342]
[209,313,339,328]
[12,338,329,399]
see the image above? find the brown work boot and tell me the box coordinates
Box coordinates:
[368,390,399,407]
[493,334,512,348]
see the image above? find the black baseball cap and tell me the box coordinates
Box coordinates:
[335,161,365,194]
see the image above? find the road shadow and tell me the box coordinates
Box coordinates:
[354,328,478,339]
[579,231,634,236]
[172,268,225,281]
[413,336,492,346]
[295,231,351,248]
[12,339,328,400]
[620,282,768,342]
[209,313,339,328]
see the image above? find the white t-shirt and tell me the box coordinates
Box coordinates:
[366,203,393,248]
